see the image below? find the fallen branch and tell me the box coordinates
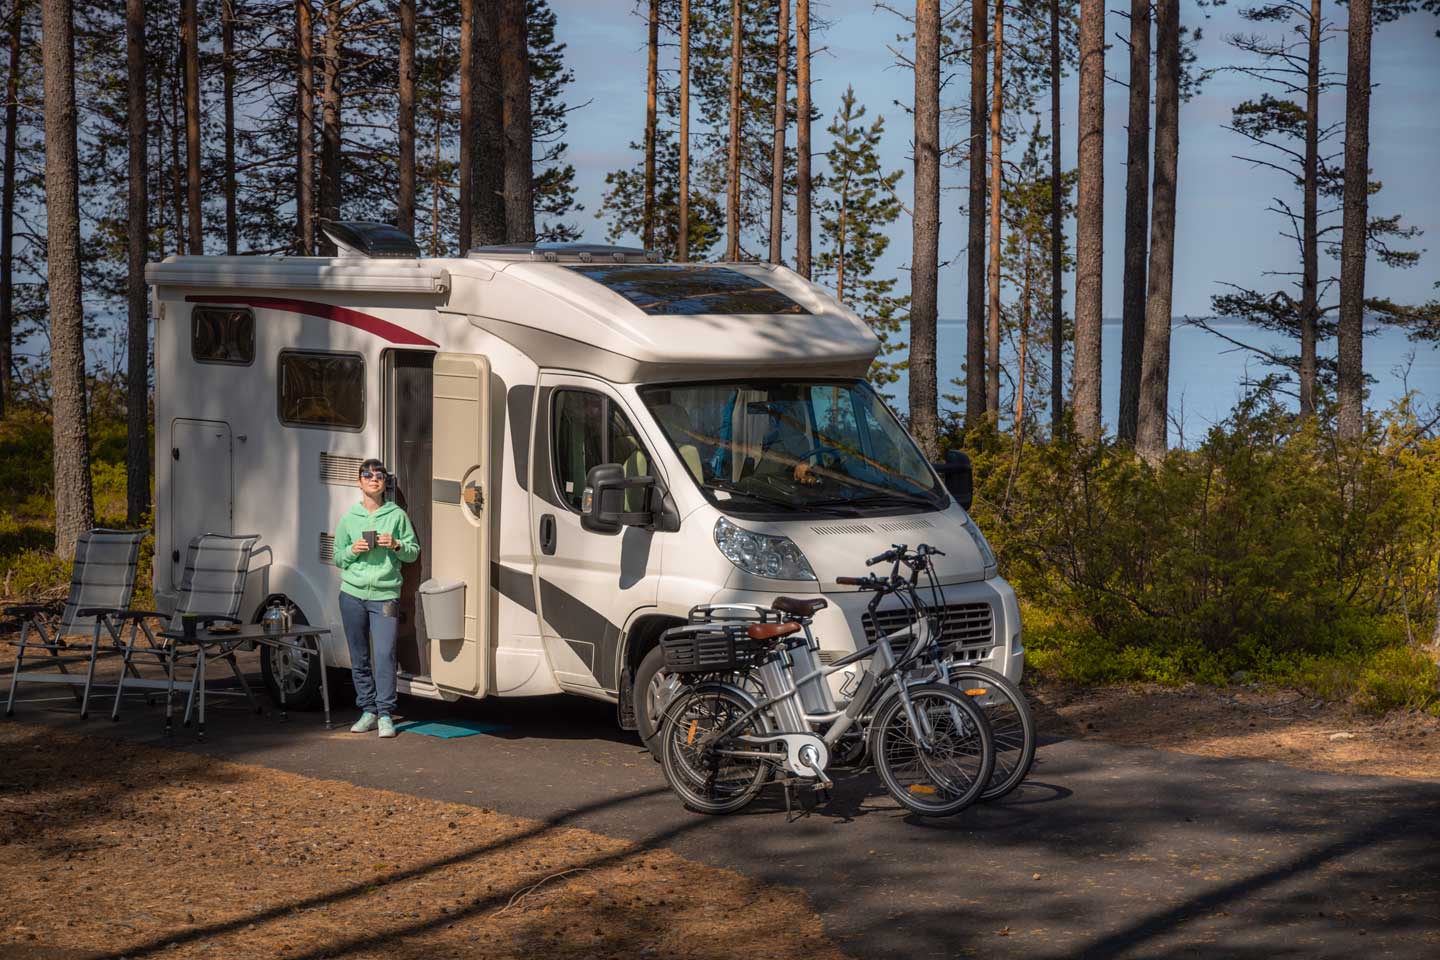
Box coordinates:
[496,868,591,914]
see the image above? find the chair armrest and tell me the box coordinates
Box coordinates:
[3,602,61,617]
[89,609,166,622]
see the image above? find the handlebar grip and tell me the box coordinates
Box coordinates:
[865,551,894,567]
[835,576,867,586]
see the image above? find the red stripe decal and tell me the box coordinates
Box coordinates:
[187,295,438,347]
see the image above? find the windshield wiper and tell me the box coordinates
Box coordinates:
[703,479,804,511]
[809,491,939,510]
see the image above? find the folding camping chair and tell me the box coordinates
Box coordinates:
[3,529,148,719]
[109,533,262,732]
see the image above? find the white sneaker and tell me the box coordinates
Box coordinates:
[378,716,397,739]
[350,711,378,733]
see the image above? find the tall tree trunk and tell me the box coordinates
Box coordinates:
[677,0,690,261]
[40,0,95,557]
[1117,0,1150,443]
[1298,0,1321,417]
[296,0,314,254]
[794,0,811,277]
[182,0,201,254]
[221,0,237,254]
[769,0,789,264]
[498,0,533,241]
[1,0,22,417]
[318,0,342,245]
[985,0,1003,419]
[965,0,987,427]
[724,0,741,260]
[910,0,940,459]
[126,0,149,523]
[1336,0,1370,440]
[458,0,475,250]
[170,63,185,253]
[474,1,505,245]
[1073,0,1105,440]
[397,0,415,236]
[1049,0,1063,428]
[1016,237,1031,434]
[642,0,659,250]
[835,165,849,302]
[1136,0,1178,463]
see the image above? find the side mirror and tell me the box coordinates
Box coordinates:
[933,449,974,512]
[581,463,659,533]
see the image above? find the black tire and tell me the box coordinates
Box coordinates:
[659,683,772,815]
[947,665,1037,801]
[257,601,324,711]
[870,682,994,817]
[634,643,682,762]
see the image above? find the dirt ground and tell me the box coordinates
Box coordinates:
[0,722,847,960]
[1029,681,1440,781]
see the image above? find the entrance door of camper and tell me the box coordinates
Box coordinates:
[428,353,492,696]
[531,374,662,695]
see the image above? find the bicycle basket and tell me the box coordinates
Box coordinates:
[660,622,770,674]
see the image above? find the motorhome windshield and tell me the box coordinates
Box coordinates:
[568,264,810,316]
[640,380,945,517]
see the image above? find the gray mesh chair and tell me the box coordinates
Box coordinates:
[4,529,147,719]
[110,533,262,734]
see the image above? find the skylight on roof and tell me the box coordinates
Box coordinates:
[567,264,811,316]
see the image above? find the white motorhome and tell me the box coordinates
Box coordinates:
[146,223,1023,731]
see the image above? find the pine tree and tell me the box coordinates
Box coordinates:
[814,86,907,389]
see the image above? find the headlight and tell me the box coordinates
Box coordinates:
[713,517,817,581]
[962,513,998,577]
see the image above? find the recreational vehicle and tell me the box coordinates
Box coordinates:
[145,223,1023,735]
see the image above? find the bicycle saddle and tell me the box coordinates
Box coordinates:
[771,596,828,618]
[747,621,802,641]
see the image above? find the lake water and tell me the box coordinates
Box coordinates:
[885,318,1439,439]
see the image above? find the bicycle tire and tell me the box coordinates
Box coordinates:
[870,682,994,817]
[659,683,773,815]
[946,665,1037,801]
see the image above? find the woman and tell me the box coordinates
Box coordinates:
[333,459,420,738]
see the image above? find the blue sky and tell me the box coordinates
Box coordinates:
[548,0,1440,320]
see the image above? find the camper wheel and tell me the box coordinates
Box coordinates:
[633,644,682,763]
[256,597,324,711]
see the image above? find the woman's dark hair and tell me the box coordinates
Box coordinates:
[359,458,387,477]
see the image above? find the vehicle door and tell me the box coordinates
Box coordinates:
[530,374,663,695]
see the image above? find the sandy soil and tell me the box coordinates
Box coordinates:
[1030,681,1440,781]
[0,722,847,960]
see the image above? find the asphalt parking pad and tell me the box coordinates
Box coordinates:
[394,718,509,738]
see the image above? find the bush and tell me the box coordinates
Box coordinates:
[949,388,1440,715]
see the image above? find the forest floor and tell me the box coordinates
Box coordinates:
[1029,680,1440,781]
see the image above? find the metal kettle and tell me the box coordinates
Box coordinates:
[261,601,291,635]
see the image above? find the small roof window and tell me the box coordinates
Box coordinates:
[567,264,811,316]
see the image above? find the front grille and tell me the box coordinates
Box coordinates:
[863,601,994,653]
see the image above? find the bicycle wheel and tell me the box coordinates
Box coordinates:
[870,683,994,817]
[947,665,1037,801]
[660,683,773,815]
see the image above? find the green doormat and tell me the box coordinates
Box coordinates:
[392,719,509,739]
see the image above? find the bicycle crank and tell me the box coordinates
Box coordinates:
[737,732,832,785]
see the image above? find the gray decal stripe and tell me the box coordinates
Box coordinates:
[487,561,621,691]
[565,639,595,671]
[491,562,537,613]
[506,385,533,492]
[536,577,623,691]
[432,479,461,504]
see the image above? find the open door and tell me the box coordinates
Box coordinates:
[428,353,491,696]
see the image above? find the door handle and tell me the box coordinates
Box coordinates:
[539,514,557,556]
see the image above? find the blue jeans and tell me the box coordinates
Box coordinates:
[339,592,398,718]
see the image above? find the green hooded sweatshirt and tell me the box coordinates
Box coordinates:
[333,500,421,601]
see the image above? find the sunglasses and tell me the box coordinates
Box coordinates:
[361,469,388,481]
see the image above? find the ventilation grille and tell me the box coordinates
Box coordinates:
[817,650,845,665]
[863,601,994,653]
[874,517,935,533]
[809,522,875,536]
[319,532,335,564]
[320,452,365,485]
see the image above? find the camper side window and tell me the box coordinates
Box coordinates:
[278,350,365,430]
[191,306,255,365]
[551,390,651,512]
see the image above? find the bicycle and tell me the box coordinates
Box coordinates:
[655,550,996,818]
